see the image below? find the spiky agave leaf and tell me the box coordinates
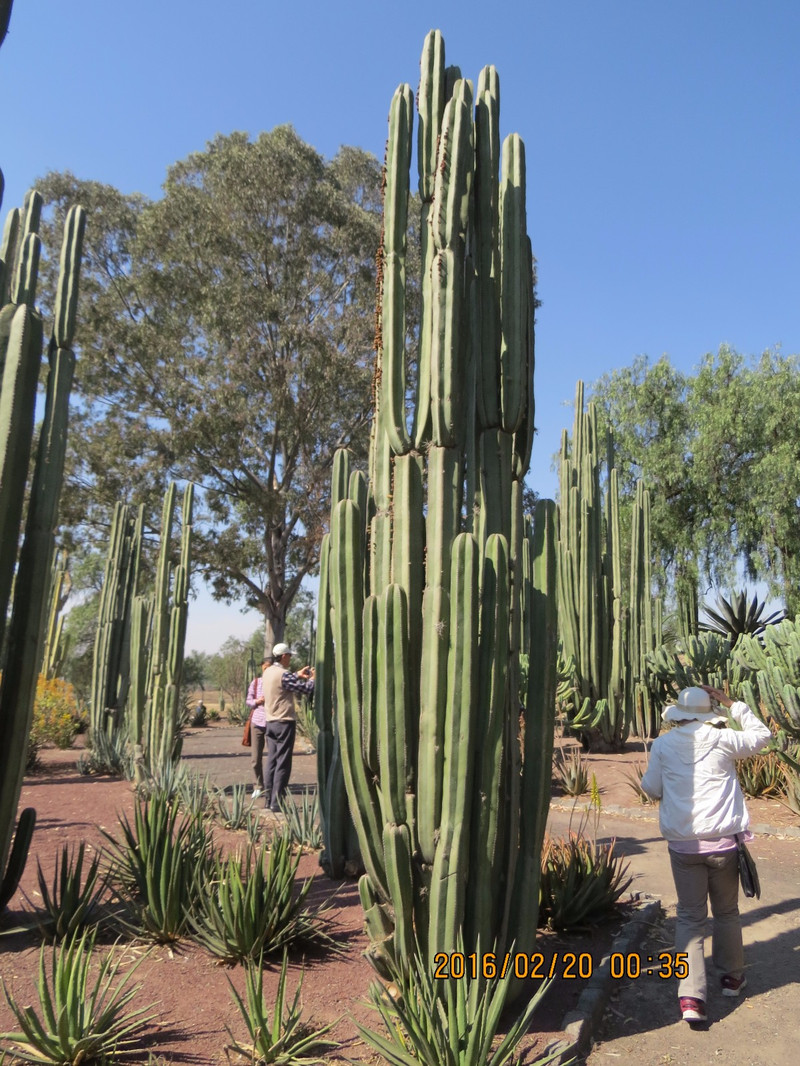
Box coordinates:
[701,589,785,641]
[226,949,337,1064]
[355,932,561,1066]
[0,927,157,1063]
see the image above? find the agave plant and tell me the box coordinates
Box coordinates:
[539,832,632,931]
[226,949,336,1065]
[701,589,785,642]
[278,788,322,850]
[553,747,590,796]
[102,792,213,943]
[737,751,786,798]
[0,928,157,1065]
[175,769,212,819]
[213,783,255,830]
[188,835,331,965]
[355,934,561,1066]
[26,842,107,942]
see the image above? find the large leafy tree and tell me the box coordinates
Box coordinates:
[591,347,800,616]
[36,127,383,648]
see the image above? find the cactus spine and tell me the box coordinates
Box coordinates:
[318,32,556,971]
[0,190,86,909]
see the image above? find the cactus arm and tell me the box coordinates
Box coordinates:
[381,85,413,456]
[0,807,35,911]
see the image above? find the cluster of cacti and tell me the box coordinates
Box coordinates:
[736,618,800,752]
[648,631,753,703]
[556,381,661,746]
[0,181,86,909]
[315,30,557,971]
[88,482,193,778]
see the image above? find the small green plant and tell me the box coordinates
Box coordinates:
[553,747,590,796]
[25,843,107,942]
[174,769,211,819]
[132,756,192,801]
[77,730,130,777]
[538,832,632,930]
[214,783,255,830]
[188,835,330,965]
[187,702,207,727]
[737,751,786,798]
[226,701,249,725]
[226,949,337,1064]
[102,792,212,943]
[354,934,560,1066]
[0,928,157,1064]
[278,788,322,850]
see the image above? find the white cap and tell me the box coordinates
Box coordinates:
[272,642,293,658]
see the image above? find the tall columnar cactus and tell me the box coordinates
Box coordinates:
[556,381,661,747]
[90,502,144,744]
[41,549,72,680]
[0,188,86,909]
[89,482,193,779]
[131,481,194,777]
[318,31,556,971]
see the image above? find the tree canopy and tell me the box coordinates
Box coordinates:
[590,346,800,616]
[36,127,384,647]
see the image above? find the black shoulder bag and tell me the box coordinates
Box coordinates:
[735,834,761,899]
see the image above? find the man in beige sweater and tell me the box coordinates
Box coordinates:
[262,642,315,812]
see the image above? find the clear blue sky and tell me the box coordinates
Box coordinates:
[3,1,799,651]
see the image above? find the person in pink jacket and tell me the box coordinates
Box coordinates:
[641,684,771,1024]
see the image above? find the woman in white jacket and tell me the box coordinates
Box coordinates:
[641,684,771,1024]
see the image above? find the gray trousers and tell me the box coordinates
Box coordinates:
[669,848,744,1000]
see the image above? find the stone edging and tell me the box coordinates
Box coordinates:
[545,894,663,1063]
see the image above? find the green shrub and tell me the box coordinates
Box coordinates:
[355,934,560,1066]
[26,843,107,943]
[737,750,785,798]
[188,834,331,965]
[0,928,156,1064]
[539,832,632,930]
[102,792,213,943]
[226,949,336,1064]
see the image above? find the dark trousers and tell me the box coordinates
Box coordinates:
[264,720,296,812]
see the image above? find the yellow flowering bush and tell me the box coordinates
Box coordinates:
[30,676,82,750]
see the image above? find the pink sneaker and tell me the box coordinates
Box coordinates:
[721,974,747,997]
[680,997,707,1022]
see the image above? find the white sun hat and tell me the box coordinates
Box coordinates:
[662,686,727,725]
[271,642,293,658]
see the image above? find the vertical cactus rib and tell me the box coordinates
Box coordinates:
[428,532,479,958]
